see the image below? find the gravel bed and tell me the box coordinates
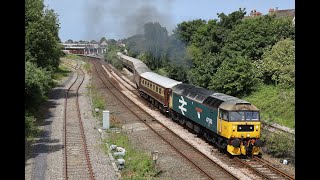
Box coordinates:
[78,62,118,180]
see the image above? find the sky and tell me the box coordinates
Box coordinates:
[44,0,295,42]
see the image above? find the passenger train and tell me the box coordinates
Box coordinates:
[116,52,263,156]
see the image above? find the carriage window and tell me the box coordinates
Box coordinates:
[156,86,158,93]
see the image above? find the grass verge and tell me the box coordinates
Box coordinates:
[103,131,159,179]
[86,83,105,122]
[243,85,295,128]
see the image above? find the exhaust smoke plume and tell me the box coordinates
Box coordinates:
[84,0,175,40]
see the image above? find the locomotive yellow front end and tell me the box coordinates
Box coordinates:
[218,101,263,156]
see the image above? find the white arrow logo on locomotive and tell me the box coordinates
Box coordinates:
[178,96,187,115]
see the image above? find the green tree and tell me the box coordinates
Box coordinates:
[164,63,189,83]
[144,22,169,69]
[254,38,295,88]
[66,39,73,43]
[209,56,260,96]
[25,0,43,28]
[221,15,294,61]
[25,0,62,69]
[173,19,206,45]
[25,61,53,110]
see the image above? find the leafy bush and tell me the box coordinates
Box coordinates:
[261,130,295,161]
[254,38,295,89]
[25,113,40,139]
[25,61,54,109]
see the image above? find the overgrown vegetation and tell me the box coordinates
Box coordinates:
[65,53,80,60]
[51,63,72,81]
[261,129,295,164]
[83,61,92,73]
[86,84,106,121]
[105,41,124,70]
[104,132,158,179]
[25,0,63,140]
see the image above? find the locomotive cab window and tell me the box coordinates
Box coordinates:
[219,110,229,121]
[229,111,260,121]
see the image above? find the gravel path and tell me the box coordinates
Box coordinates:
[25,59,118,180]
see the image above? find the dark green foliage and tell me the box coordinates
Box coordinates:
[105,43,124,70]
[144,22,169,69]
[254,38,295,89]
[25,113,41,139]
[221,15,294,61]
[164,63,189,83]
[25,0,62,139]
[25,1,62,69]
[25,61,53,110]
[188,50,223,88]
[209,56,261,96]
[173,19,206,45]
[261,130,295,159]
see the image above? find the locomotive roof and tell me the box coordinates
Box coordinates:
[140,72,182,88]
[172,83,257,110]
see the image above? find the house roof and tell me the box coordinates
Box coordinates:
[100,40,108,46]
[270,9,295,18]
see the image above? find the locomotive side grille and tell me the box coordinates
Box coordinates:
[237,125,254,132]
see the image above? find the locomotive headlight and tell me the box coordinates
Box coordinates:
[233,126,236,129]
[256,125,259,129]
[247,134,250,137]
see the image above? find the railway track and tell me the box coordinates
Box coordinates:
[90,59,238,180]
[234,156,294,179]
[63,62,95,180]
[84,55,295,179]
